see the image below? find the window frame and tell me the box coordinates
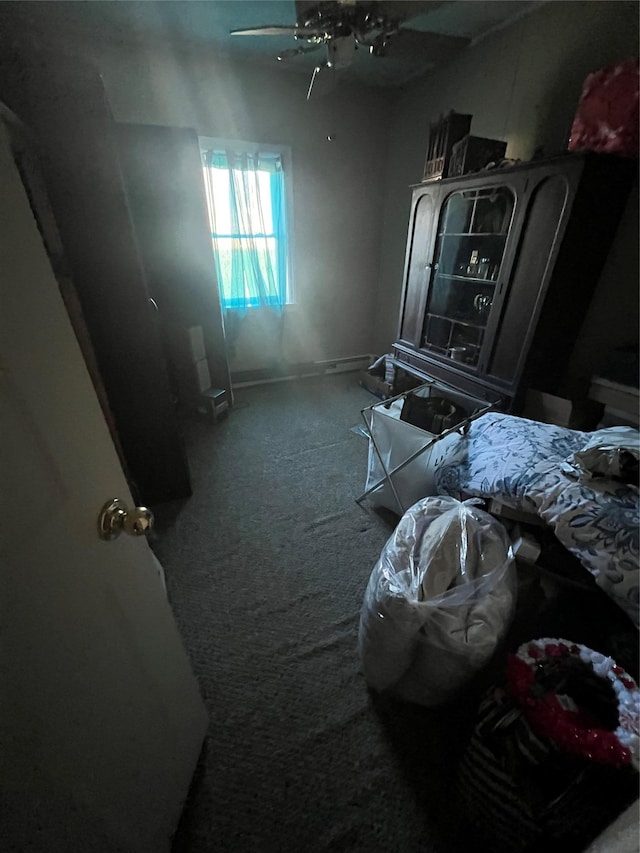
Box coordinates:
[199,136,295,308]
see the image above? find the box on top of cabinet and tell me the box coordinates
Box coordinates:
[447,135,507,178]
[423,112,472,182]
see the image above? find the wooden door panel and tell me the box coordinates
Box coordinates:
[487,173,572,386]
[398,189,438,346]
[0,49,191,505]
[115,123,232,404]
[0,118,207,852]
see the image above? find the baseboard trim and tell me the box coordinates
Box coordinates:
[231,354,375,388]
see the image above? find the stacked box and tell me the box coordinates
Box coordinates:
[163,323,215,409]
[423,112,472,182]
[164,323,206,366]
[447,134,507,178]
[199,388,229,423]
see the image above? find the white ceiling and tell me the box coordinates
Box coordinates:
[0,1,546,88]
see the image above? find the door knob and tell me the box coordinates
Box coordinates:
[98,498,154,541]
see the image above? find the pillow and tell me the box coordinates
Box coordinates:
[562,426,640,484]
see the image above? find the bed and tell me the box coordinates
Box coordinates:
[434,413,640,627]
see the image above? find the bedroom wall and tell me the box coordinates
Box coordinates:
[94,43,392,374]
[1,20,392,376]
[374,0,639,395]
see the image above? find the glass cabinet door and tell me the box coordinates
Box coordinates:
[422,186,514,368]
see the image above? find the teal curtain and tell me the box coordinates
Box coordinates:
[202,148,288,313]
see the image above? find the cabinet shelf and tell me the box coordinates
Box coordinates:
[426,312,487,330]
[435,273,497,285]
[437,232,508,238]
[422,340,481,360]
[425,341,481,352]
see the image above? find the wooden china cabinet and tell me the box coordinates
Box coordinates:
[393,153,635,410]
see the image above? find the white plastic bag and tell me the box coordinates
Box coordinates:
[561,426,640,483]
[358,496,516,706]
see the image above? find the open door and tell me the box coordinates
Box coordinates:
[0,48,192,506]
[115,123,232,408]
[0,114,208,851]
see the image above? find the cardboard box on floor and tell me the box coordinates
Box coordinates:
[359,371,394,400]
[360,357,423,401]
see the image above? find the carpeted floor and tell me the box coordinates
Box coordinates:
[152,373,638,853]
[152,374,482,853]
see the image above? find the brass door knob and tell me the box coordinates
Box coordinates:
[98,498,154,541]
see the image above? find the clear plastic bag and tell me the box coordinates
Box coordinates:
[358,496,516,706]
[562,426,640,485]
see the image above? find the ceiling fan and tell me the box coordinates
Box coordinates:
[231,0,470,99]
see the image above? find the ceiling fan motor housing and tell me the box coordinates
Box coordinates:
[326,35,356,69]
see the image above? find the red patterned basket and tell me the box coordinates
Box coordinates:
[458,638,639,852]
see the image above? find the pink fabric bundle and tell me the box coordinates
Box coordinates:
[568,58,639,157]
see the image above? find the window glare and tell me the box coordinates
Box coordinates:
[205,167,274,235]
[213,237,277,302]
[201,141,291,310]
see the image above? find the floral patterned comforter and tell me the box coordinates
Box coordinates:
[435,414,639,627]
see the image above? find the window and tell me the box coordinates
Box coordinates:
[201,139,292,312]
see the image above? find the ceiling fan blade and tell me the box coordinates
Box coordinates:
[306,63,337,101]
[230,26,300,37]
[372,28,470,62]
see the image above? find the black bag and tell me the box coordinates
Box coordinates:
[399,394,464,434]
[458,687,638,853]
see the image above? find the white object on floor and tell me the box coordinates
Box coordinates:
[360,381,492,514]
[583,799,639,853]
[358,496,516,706]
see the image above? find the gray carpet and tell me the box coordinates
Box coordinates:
[152,374,479,853]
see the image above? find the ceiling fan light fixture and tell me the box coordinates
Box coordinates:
[326,35,356,69]
[233,1,471,94]
[277,44,322,61]
[369,33,390,57]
